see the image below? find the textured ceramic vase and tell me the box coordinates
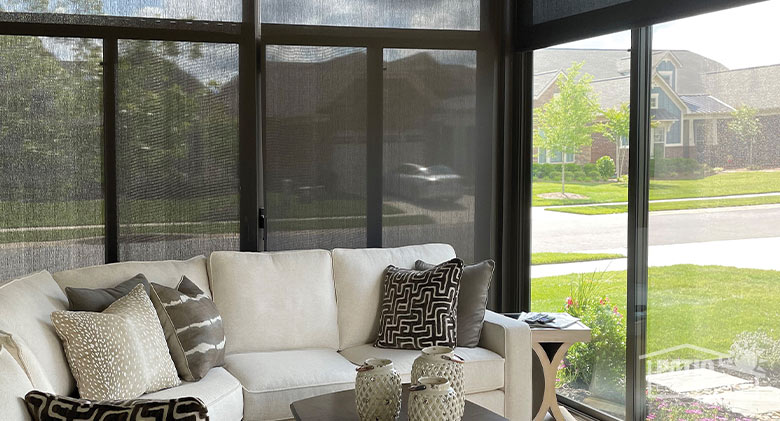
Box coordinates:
[408,377,459,421]
[410,346,465,417]
[355,358,402,421]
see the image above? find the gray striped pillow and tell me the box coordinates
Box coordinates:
[149,276,225,382]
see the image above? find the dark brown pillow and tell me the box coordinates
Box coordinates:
[149,276,225,382]
[416,259,495,348]
[375,258,463,350]
[65,273,151,312]
[24,390,209,421]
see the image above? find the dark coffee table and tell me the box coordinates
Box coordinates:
[290,384,508,421]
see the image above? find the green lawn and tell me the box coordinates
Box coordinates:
[547,194,780,215]
[531,252,625,265]
[532,265,780,360]
[533,171,780,207]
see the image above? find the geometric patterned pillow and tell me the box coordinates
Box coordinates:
[375,258,463,350]
[149,276,226,382]
[24,390,209,421]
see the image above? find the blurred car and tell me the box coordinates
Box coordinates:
[386,163,464,202]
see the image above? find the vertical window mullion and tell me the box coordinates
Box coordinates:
[103,37,119,263]
[627,26,652,421]
[366,46,383,248]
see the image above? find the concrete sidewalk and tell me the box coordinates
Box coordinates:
[543,191,780,209]
[531,236,780,278]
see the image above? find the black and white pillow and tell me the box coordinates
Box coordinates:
[24,390,209,421]
[375,258,463,350]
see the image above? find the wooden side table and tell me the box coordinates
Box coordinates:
[505,313,591,421]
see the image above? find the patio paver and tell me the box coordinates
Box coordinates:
[697,386,780,416]
[646,368,751,393]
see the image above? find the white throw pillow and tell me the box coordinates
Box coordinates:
[51,284,180,400]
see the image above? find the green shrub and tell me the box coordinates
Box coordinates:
[730,329,780,375]
[653,158,715,179]
[596,156,615,180]
[557,273,626,402]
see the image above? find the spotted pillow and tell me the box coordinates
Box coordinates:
[51,284,180,401]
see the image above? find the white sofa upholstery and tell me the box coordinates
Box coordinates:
[0,244,532,421]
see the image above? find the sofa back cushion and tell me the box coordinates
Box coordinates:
[52,256,211,298]
[0,271,74,396]
[332,244,456,350]
[209,250,339,354]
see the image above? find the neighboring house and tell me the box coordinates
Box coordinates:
[534,48,780,170]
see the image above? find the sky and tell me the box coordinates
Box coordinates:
[558,0,780,70]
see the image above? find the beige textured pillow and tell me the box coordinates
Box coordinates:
[51,284,180,401]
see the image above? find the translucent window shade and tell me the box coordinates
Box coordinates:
[262,0,478,30]
[116,41,240,261]
[264,46,368,250]
[382,49,477,262]
[0,0,241,22]
[532,0,630,24]
[0,36,104,283]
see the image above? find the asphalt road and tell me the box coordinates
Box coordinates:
[531,203,780,253]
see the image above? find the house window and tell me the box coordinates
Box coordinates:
[540,149,575,164]
[619,135,629,149]
[651,93,659,109]
[659,70,674,88]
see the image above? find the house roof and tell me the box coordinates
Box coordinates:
[590,76,630,109]
[534,48,631,80]
[679,94,734,114]
[703,64,780,110]
[651,109,679,121]
[534,70,560,98]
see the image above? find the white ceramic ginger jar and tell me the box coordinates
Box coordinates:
[410,346,465,417]
[408,376,459,421]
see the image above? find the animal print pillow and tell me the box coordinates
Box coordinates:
[24,390,209,421]
[375,258,463,350]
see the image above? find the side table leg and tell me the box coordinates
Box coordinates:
[532,342,575,421]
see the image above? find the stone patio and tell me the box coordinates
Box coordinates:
[647,368,751,393]
[697,387,780,417]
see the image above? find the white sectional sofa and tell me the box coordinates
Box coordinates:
[0,243,532,420]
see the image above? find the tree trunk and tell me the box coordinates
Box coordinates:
[561,162,566,195]
[615,142,621,179]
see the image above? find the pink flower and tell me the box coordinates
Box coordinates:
[686,409,703,414]
[647,414,656,420]
[566,297,574,307]
[613,305,620,314]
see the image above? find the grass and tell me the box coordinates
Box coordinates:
[532,265,780,360]
[531,252,625,265]
[533,171,780,207]
[547,194,780,215]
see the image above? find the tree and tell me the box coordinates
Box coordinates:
[596,103,630,179]
[727,105,762,167]
[534,62,599,194]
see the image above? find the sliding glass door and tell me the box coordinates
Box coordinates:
[646,2,780,419]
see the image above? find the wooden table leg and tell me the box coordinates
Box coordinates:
[532,341,574,421]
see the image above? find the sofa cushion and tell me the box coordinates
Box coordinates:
[0,271,74,396]
[339,344,504,394]
[209,250,339,354]
[332,244,457,350]
[0,346,33,421]
[224,349,357,420]
[53,256,211,298]
[0,331,54,393]
[143,367,243,421]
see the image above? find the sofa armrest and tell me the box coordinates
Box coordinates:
[478,310,532,421]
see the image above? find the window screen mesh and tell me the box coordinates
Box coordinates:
[262,0,478,30]
[0,1,240,22]
[117,41,239,261]
[264,45,368,250]
[533,0,631,24]
[382,50,477,262]
[0,36,104,283]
